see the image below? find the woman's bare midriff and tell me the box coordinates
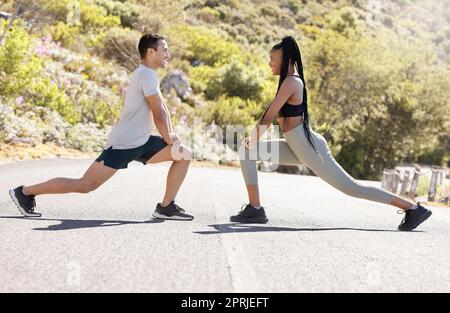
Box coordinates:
[277,116,304,133]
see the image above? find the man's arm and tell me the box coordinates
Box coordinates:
[162,102,174,132]
[145,94,174,145]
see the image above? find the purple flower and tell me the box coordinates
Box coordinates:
[34,44,44,57]
[44,34,52,44]
[34,35,55,58]
[15,96,24,105]
[34,43,52,58]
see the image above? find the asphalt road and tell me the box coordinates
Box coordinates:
[0,158,449,292]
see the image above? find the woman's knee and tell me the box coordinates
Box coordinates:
[240,158,256,170]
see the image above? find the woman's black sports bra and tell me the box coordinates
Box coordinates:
[278,75,304,118]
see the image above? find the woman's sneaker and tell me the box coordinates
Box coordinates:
[152,201,194,221]
[398,203,432,231]
[9,186,41,218]
[230,204,268,223]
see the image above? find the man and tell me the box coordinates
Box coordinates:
[9,34,194,221]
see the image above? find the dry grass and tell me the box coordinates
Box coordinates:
[0,143,97,165]
[0,143,239,169]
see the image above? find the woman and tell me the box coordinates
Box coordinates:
[230,36,432,231]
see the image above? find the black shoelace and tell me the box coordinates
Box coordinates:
[29,197,36,213]
[174,203,185,213]
[398,202,421,224]
[238,204,250,215]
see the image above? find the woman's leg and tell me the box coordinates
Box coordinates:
[284,127,415,210]
[240,139,303,207]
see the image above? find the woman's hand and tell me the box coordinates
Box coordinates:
[243,137,257,150]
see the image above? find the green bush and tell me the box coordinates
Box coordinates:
[282,0,302,15]
[0,103,44,144]
[324,7,362,36]
[32,0,120,32]
[79,0,121,33]
[36,0,120,50]
[205,61,266,101]
[175,25,241,67]
[0,23,79,123]
[197,7,221,23]
[46,21,81,47]
[78,96,121,127]
[0,22,122,126]
[203,96,256,128]
[0,23,44,97]
[188,65,216,94]
[102,27,141,70]
[307,29,450,179]
[259,3,281,18]
[65,122,110,152]
[0,21,32,75]
[93,0,141,28]
[204,0,239,9]
[29,79,79,124]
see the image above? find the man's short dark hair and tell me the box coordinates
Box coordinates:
[138,34,165,59]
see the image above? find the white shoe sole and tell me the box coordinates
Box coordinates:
[8,189,41,218]
[152,212,193,221]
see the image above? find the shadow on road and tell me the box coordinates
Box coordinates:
[0,216,165,231]
[194,223,416,234]
[1,217,423,233]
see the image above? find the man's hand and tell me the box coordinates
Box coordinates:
[165,133,181,145]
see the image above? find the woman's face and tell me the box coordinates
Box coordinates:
[269,49,282,76]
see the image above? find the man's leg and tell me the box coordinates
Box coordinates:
[146,142,192,207]
[23,160,118,196]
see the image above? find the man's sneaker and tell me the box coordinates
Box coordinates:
[8,186,41,218]
[152,201,194,221]
[398,203,432,231]
[230,204,268,223]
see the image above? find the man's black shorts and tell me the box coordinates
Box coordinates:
[95,135,167,169]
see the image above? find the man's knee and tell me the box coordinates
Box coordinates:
[171,144,192,162]
[78,178,102,193]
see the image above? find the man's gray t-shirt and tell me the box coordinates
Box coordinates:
[105,65,160,150]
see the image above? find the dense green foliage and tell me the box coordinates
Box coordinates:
[0,0,448,178]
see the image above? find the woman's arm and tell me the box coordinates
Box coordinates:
[246,78,297,148]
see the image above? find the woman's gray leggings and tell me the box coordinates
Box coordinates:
[240,124,395,205]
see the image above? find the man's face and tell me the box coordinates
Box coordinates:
[149,39,170,69]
